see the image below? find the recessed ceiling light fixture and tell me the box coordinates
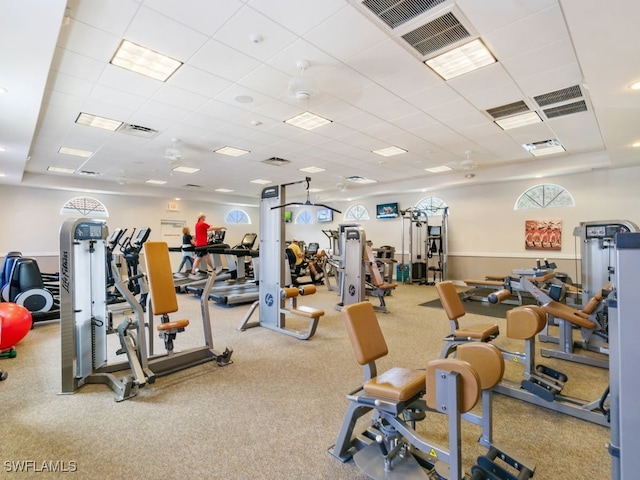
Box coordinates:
[372,146,408,157]
[629,81,640,90]
[215,188,234,193]
[425,38,496,80]
[250,179,271,185]
[110,40,182,82]
[425,165,453,173]
[76,112,123,131]
[145,179,167,185]
[285,112,332,131]
[495,111,542,130]
[522,139,566,157]
[172,166,200,174]
[0,87,7,95]
[299,166,326,173]
[48,166,76,174]
[632,141,640,148]
[58,146,93,158]
[215,146,250,157]
[0,146,6,152]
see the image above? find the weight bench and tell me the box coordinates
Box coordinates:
[279,285,324,339]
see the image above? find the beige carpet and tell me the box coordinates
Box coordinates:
[0,283,610,479]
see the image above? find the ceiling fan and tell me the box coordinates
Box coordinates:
[271,177,342,213]
[288,60,318,101]
[164,138,185,161]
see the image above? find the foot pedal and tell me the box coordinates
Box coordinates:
[536,364,568,383]
[521,379,556,402]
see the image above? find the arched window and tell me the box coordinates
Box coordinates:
[344,204,370,222]
[225,209,251,224]
[296,210,314,224]
[415,196,448,215]
[60,196,108,217]
[515,184,575,210]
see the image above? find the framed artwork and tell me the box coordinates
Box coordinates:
[525,220,562,250]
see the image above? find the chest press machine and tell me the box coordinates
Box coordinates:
[60,219,232,402]
[329,301,534,480]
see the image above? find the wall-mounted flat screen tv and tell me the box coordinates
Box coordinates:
[317,208,333,223]
[284,210,292,223]
[376,202,399,219]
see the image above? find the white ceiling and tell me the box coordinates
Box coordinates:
[1,0,639,205]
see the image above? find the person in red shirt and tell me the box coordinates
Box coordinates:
[191,213,226,275]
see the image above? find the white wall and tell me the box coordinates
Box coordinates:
[2,166,639,278]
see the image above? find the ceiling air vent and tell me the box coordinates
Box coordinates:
[533,85,582,107]
[401,12,470,56]
[117,123,160,138]
[361,0,447,29]
[184,184,202,188]
[262,157,291,166]
[486,101,530,120]
[76,170,100,176]
[543,100,588,119]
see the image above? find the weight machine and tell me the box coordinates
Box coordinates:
[400,206,448,284]
[608,232,640,479]
[537,220,638,368]
[238,179,337,340]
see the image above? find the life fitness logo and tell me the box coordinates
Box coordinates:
[265,292,274,307]
[348,284,356,297]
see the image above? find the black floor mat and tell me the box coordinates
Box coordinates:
[419,291,537,319]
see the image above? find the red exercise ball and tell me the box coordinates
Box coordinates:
[0,303,33,350]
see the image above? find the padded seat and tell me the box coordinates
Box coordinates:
[290,305,324,319]
[436,281,499,342]
[364,366,426,401]
[157,319,190,331]
[456,343,504,391]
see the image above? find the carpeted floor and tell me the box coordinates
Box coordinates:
[0,282,610,479]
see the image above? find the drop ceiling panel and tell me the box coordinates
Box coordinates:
[135,99,191,123]
[447,63,523,111]
[50,47,106,82]
[403,83,464,111]
[169,66,233,99]
[377,63,442,98]
[248,0,346,36]
[456,0,557,33]
[67,0,139,36]
[486,4,568,60]
[56,21,120,61]
[315,65,374,99]
[47,72,94,98]
[144,0,243,37]
[97,64,163,98]
[125,6,209,60]
[153,85,209,111]
[515,63,583,100]
[236,64,291,98]
[304,5,389,62]
[89,84,148,111]
[266,39,340,77]
[189,39,262,82]
[214,7,298,62]
[347,39,421,82]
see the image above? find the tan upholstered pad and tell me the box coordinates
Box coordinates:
[144,242,179,315]
[342,302,388,365]
[290,305,324,319]
[426,359,480,413]
[506,306,547,340]
[436,281,466,320]
[363,367,426,401]
[464,279,505,287]
[543,301,595,329]
[157,319,190,331]
[456,343,504,390]
[455,324,499,339]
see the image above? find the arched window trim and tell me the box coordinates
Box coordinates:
[60,196,109,217]
[415,196,448,216]
[295,209,314,224]
[344,204,370,222]
[225,209,251,224]
[514,183,575,210]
